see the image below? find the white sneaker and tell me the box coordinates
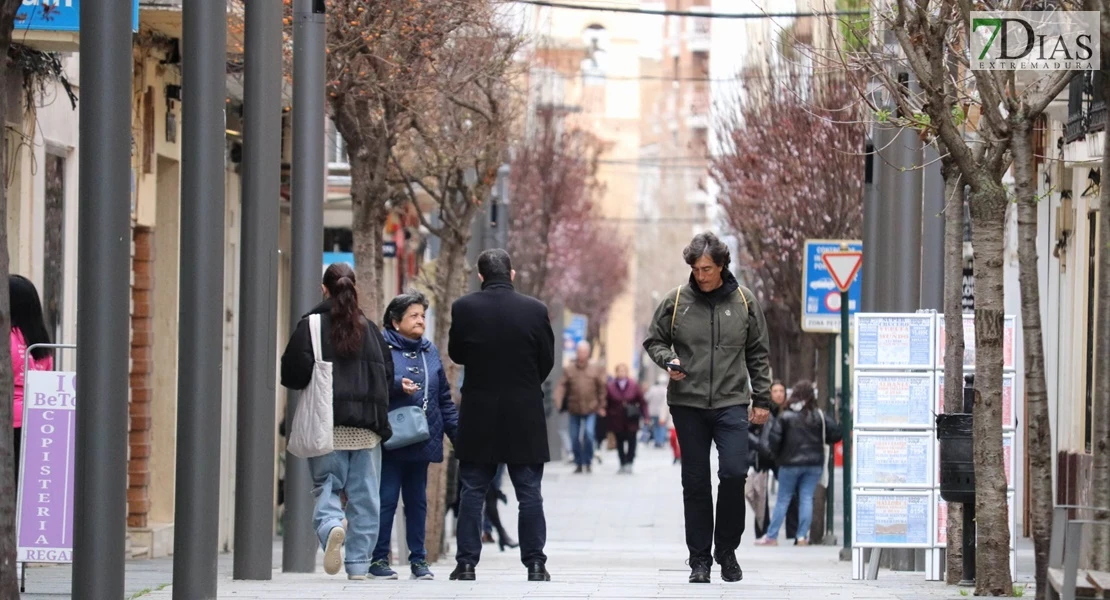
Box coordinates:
[323,526,346,575]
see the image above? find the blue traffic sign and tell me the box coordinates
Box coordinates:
[563,313,587,354]
[801,239,862,333]
[16,0,140,34]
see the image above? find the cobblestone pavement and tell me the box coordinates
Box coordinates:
[22,443,1028,599]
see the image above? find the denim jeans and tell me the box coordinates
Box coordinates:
[456,462,546,567]
[568,413,596,466]
[308,447,382,576]
[651,417,668,447]
[670,405,749,562]
[372,457,429,564]
[766,465,823,541]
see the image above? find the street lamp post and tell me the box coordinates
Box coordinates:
[172,0,228,595]
[72,1,133,597]
[233,0,282,580]
[284,0,327,572]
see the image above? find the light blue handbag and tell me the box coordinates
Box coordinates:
[384,351,432,450]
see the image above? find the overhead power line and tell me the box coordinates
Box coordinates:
[515,0,868,19]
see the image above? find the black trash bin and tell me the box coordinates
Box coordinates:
[936,412,975,504]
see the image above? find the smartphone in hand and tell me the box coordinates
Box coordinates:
[666,362,689,376]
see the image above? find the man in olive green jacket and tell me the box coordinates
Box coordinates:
[642,232,774,585]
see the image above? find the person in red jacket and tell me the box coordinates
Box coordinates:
[605,364,649,474]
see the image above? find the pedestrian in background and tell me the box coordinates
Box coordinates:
[482,465,519,551]
[756,380,842,547]
[280,263,393,579]
[767,380,799,541]
[554,340,606,474]
[369,291,458,581]
[10,275,54,484]
[643,232,774,584]
[447,249,555,582]
[605,364,648,474]
[643,373,669,448]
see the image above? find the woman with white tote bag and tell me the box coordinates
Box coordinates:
[281,263,394,579]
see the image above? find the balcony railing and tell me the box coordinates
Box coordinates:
[1065,72,1087,144]
[1088,72,1105,134]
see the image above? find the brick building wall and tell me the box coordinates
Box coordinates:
[128,226,154,528]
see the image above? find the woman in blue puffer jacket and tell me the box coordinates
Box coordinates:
[369,291,459,581]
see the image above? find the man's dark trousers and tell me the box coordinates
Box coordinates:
[671,404,749,562]
[456,462,546,566]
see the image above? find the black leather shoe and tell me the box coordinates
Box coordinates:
[714,550,743,582]
[689,559,711,583]
[527,561,551,582]
[449,563,476,581]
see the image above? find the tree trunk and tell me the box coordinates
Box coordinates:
[0,2,23,595]
[941,157,966,584]
[968,183,1014,596]
[1011,120,1055,596]
[349,158,389,321]
[425,236,470,563]
[1090,69,1110,572]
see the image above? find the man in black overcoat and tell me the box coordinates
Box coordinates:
[447,249,556,582]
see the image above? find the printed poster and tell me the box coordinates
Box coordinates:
[937,314,1016,371]
[855,493,931,546]
[17,371,77,563]
[855,373,934,429]
[856,315,934,369]
[855,433,932,487]
[935,373,1016,428]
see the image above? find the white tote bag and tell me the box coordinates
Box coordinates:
[287,314,334,458]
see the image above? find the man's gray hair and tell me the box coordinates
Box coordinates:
[683,232,731,268]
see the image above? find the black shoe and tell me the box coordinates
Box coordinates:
[527,561,551,582]
[449,563,476,581]
[688,559,711,583]
[574,465,583,474]
[714,550,743,582]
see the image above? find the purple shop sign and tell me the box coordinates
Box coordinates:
[17,370,77,563]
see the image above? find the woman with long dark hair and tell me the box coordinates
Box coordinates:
[10,275,54,482]
[368,291,459,581]
[756,380,841,546]
[281,263,393,579]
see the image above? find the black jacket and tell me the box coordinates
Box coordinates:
[280,300,394,441]
[448,277,555,465]
[767,407,843,468]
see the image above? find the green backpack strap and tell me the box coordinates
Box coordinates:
[670,285,683,336]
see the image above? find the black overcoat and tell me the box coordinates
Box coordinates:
[448,279,555,465]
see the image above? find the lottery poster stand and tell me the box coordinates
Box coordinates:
[927,314,1019,582]
[850,312,1019,582]
[851,313,938,581]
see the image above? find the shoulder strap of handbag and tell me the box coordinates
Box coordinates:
[309,314,323,362]
[420,351,430,411]
[737,286,750,313]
